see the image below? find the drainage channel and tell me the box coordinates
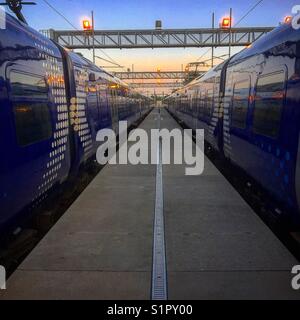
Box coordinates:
[151,109,168,300]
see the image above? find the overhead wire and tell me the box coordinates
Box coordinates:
[42,0,122,67]
[195,0,265,62]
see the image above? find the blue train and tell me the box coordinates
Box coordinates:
[166,21,300,229]
[0,12,151,238]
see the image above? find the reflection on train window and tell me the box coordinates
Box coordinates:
[11,72,48,98]
[232,79,250,129]
[198,91,206,118]
[10,71,52,146]
[205,90,213,119]
[254,71,285,138]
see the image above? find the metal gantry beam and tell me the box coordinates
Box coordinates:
[40,27,274,49]
[128,82,183,88]
[113,71,200,80]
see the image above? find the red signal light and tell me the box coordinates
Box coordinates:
[284,16,292,24]
[82,19,92,31]
[221,17,231,29]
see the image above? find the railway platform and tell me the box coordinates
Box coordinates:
[1,108,299,300]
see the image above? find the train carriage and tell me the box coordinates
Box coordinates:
[167,21,300,228]
[0,11,150,238]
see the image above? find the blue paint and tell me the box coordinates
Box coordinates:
[167,19,300,228]
[0,12,150,236]
[276,148,280,157]
[284,174,289,184]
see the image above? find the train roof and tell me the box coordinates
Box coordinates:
[229,22,300,65]
[67,51,127,85]
[167,21,300,99]
[3,12,133,91]
[165,59,228,99]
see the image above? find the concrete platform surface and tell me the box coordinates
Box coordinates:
[1,108,299,300]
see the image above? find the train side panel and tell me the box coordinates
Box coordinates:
[170,66,223,153]
[203,67,222,151]
[67,53,115,166]
[0,12,151,237]
[296,135,300,207]
[224,25,300,223]
[0,14,72,233]
[297,136,300,210]
[223,55,262,172]
[167,23,300,226]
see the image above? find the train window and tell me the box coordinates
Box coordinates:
[232,79,250,129]
[10,71,52,146]
[253,71,285,138]
[11,72,48,98]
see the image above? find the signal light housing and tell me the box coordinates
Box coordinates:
[82,19,92,31]
[221,17,231,29]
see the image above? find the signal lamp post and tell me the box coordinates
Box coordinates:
[212,12,215,68]
[82,12,95,64]
[220,9,233,58]
[229,8,232,58]
[92,11,95,64]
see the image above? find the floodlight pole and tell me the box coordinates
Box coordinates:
[92,10,95,64]
[229,8,232,58]
[211,12,215,68]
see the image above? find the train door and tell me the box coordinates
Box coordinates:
[73,66,94,162]
[228,76,251,166]
[248,66,289,204]
[5,67,54,221]
[86,72,100,138]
